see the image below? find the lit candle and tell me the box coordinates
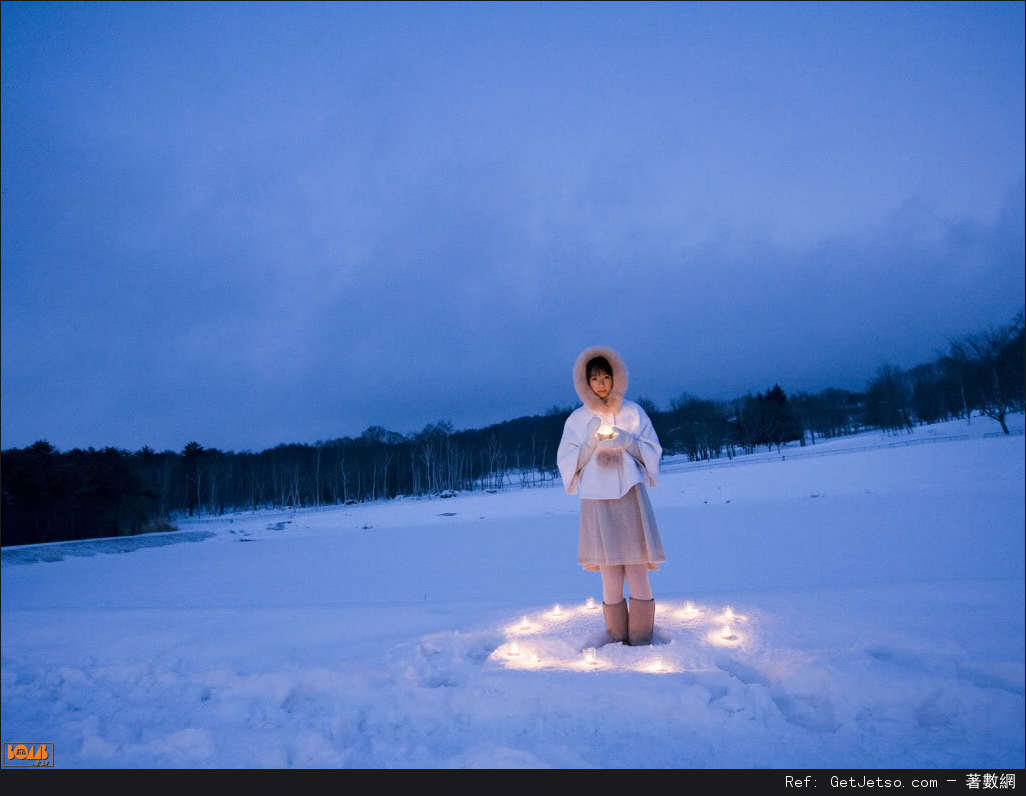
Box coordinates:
[683,601,697,616]
[552,604,562,617]
[509,640,521,656]
[723,606,735,621]
[597,424,616,438]
[585,597,596,609]
[647,658,665,673]
[583,647,597,665]
[720,625,734,640]
[520,615,529,629]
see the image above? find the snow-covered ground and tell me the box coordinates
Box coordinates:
[2,415,1023,769]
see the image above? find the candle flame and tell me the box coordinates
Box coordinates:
[553,604,562,616]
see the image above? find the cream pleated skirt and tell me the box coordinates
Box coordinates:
[578,483,666,571]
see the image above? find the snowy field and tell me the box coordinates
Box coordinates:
[2,415,1023,769]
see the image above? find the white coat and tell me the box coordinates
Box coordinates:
[556,345,662,499]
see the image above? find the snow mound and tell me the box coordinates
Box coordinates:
[1,531,216,566]
[487,599,753,675]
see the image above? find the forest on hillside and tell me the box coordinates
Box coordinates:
[2,312,1022,547]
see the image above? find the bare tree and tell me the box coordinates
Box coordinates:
[864,365,913,433]
[949,311,1025,434]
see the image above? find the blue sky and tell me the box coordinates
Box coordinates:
[2,1,1023,452]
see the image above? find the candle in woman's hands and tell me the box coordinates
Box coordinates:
[596,424,616,439]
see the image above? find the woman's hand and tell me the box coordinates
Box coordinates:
[598,426,635,450]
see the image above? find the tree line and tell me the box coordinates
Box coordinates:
[2,311,1022,546]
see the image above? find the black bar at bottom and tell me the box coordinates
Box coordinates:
[0,768,1022,785]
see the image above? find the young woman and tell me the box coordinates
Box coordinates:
[556,345,666,645]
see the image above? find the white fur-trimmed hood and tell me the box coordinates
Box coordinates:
[572,345,629,414]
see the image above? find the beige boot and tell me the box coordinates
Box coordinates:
[602,599,628,644]
[628,597,655,646]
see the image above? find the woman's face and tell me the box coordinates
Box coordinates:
[588,369,612,399]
